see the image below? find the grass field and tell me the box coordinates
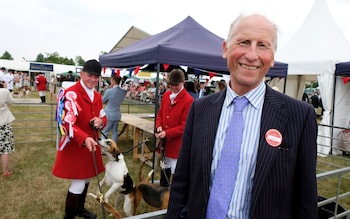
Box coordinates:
[0,98,158,218]
[1,92,350,218]
[0,139,157,218]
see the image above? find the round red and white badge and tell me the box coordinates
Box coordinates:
[265,129,282,147]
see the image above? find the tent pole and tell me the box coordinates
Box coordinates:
[152,63,161,183]
[330,75,337,155]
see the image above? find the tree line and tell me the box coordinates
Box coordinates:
[0,51,86,66]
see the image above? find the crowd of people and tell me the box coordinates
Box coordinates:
[0,63,228,106]
[0,67,31,97]
[0,67,51,102]
[123,77,227,103]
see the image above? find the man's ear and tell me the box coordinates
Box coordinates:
[222,41,228,59]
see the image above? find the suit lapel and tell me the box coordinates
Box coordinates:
[250,87,289,213]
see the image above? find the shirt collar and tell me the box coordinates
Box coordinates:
[170,87,184,100]
[80,80,95,101]
[225,80,266,109]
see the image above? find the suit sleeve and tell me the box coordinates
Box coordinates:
[294,105,318,218]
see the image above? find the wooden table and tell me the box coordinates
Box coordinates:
[120,113,155,162]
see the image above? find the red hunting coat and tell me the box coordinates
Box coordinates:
[156,89,193,159]
[52,80,106,179]
[36,74,47,91]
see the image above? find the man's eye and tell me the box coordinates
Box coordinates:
[239,41,249,46]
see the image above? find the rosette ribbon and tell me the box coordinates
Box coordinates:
[65,91,81,115]
[64,112,76,138]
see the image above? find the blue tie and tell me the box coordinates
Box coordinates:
[206,96,249,219]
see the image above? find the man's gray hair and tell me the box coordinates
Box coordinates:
[226,14,278,52]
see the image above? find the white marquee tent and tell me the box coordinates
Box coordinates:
[275,0,350,156]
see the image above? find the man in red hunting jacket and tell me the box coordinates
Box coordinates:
[155,69,193,187]
[36,72,47,103]
[52,59,106,219]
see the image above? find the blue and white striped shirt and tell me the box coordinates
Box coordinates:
[210,81,266,218]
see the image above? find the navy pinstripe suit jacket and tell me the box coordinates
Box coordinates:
[166,85,318,219]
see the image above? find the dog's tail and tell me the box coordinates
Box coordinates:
[87,193,122,219]
[138,158,154,182]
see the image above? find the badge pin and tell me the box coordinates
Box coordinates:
[265,129,282,147]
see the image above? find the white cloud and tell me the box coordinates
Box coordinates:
[0,0,349,62]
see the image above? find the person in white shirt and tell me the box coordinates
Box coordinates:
[198,81,207,98]
[4,70,14,93]
[0,67,6,83]
[49,72,58,101]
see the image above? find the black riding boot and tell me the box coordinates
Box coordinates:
[160,168,171,187]
[42,96,46,103]
[64,191,80,219]
[76,183,97,219]
[40,96,44,103]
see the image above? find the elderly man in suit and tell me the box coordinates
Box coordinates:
[166,14,318,219]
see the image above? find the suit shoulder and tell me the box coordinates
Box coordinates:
[191,91,224,112]
[270,90,314,112]
[195,91,223,104]
[282,92,312,108]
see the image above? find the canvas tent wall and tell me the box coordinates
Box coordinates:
[332,62,350,153]
[109,26,151,53]
[275,0,350,156]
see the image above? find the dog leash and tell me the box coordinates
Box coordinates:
[92,128,107,219]
[91,150,107,219]
[159,138,171,186]
[121,138,150,154]
[98,129,150,154]
[99,129,108,139]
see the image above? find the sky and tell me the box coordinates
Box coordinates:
[0,0,349,62]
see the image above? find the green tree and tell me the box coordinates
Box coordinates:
[36,53,45,62]
[75,56,85,66]
[0,51,14,60]
[60,57,75,65]
[35,52,75,65]
[45,52,60,63]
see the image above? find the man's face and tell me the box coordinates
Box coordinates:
[80,71,99,89]
[223,15,275,95]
